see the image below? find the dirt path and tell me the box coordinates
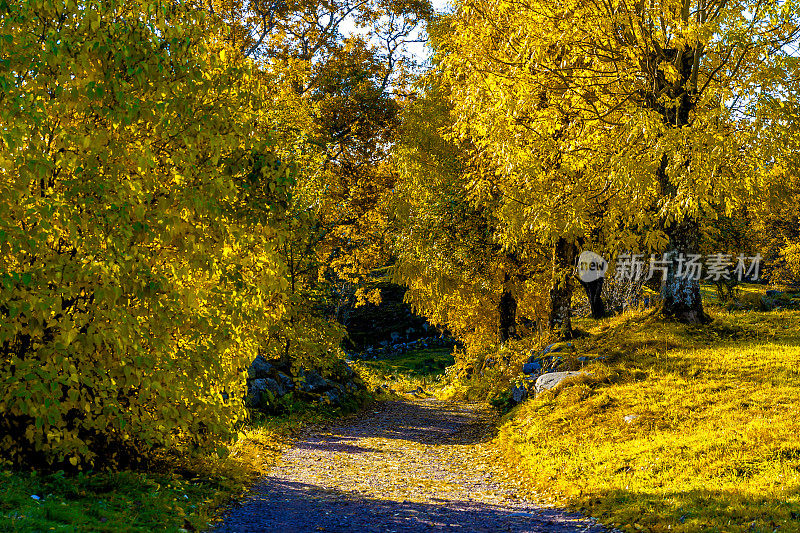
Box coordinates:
[211,398,609,532]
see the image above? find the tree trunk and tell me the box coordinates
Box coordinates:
[549,238,577,338]
[580,277,605,319]
[498,286,517,343]
[660,217,710,323]
[498,253,527,343]
[645,47,709,324]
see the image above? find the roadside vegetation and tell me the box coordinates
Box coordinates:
[493,287,800,533]
[352,348,455,395]
[0,405,366,532]
[5,0,800,531]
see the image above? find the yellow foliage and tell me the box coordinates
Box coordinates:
[0,0,293,467]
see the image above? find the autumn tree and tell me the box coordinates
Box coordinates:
[431,0,799,325]
[198,0,438,363]
[0,0,295,467]
[392,77,551,350]
[752,116,800,287]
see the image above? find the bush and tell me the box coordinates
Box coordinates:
[0,0,293,468]
[728,292,775,312]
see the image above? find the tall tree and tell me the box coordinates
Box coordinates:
[392,79,549,350]
[432,0,799,324]
[202,0,434,364]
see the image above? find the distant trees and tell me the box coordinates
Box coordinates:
[206,0,435,364]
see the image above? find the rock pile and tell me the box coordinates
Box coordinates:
[353,335,456,359]
[245,355,367,412]
[522,342,575,375]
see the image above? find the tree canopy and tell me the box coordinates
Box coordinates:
[3,0,800,470]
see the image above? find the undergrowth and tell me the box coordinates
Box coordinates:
[351,348,455,395]
[0,402,368,532]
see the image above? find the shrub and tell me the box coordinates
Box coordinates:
[0,0,293,468]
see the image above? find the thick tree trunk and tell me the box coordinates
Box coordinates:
[580,277,605,319]
[660,217,710,323]
[644,47,709,324]
[549,238,577,338]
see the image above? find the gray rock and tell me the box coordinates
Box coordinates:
[248,354,273,379]
[264,376,283,395]
[276,371,295,392]
[623,414,639,423]
[534,371,587,396]
[522,361,542,375]
[298,370,332,393]
[323,388,342,405]
[247,378,279,407]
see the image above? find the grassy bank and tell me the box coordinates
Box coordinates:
[0,406,361,532]
[497,304,800,532]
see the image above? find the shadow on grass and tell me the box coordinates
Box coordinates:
[212,478,607,533]
[581,486,800,532]
[361,349,455,380]
[581,311,800,385]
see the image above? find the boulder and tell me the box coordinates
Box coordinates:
[298,370,332,394]
[323,388,343,405]
[524,342,576,373]
[534,371,586,396]
[246,377,283,407]
[276,371,295,392]
[248,354,273,379]
[522,361,542,375]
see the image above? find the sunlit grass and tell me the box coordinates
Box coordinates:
[496,307,800,533]
[351,348,455,395]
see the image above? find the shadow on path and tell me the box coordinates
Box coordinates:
[295,400,498,448]
[210,399,609,533]
[213,479,605,533]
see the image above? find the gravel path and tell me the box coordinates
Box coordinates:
[211,398,609,532]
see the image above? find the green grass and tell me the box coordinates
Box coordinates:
[351,348,455,394]
[0,404,368,532]
[496,306,800,533]
[0,468,210,532]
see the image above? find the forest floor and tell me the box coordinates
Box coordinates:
[209,397,609,533]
